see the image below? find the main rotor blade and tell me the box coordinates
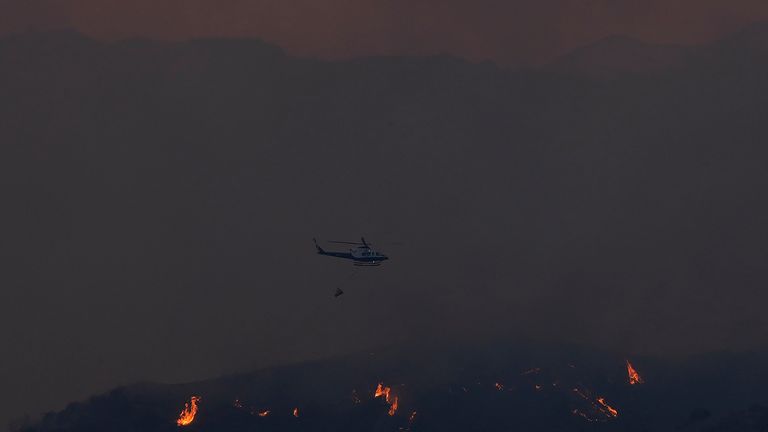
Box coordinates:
[327,240,365,245]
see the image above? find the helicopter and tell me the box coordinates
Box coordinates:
[313,237,389,266]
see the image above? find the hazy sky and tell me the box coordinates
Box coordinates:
[4,0,768,65]
[4,1,768,430]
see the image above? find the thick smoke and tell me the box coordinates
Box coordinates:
[2,26,768,426]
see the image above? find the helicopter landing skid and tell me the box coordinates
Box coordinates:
[353,261,381,267]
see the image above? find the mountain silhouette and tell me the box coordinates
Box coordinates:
[544,35,689,77]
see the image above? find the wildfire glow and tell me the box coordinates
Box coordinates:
[388,396,399,416]
[177,365,633,426]
[375,382,399,416]
[572,387,619,421]
[597,397,619,417]
[176,396,200,427]
[375,383,392,402]
[626,360,644,385]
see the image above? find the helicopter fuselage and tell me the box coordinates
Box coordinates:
[314,239,389,265]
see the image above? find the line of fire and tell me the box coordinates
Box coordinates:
[175,360,644,427]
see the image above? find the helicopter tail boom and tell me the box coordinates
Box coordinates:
[313,238,325,253]
[314,238,355,260]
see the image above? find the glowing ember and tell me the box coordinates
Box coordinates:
[495,382,504,391]
[573,388,589,400]
[293,407,299,417]
[597,397,619,417]
[409,411,417,423]
[233,399,243,409]
[352,390,361,404]
[388,396,399,416]
[176,396,200,427]
[626,360,644,385]
[257,410,270,417]
[573,409,590,421]
[572,408,603,423]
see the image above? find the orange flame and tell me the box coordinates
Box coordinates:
[388,396,399,416]
[293,407,299,417]
[597,397,619,417]
[176,396,200,427]
[375,382,392,402]
[573,388,619,420]
[375,382,399,416]
[626,360,644,385]
[257,410,270,417]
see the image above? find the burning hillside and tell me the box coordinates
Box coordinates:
[13,344,768,432]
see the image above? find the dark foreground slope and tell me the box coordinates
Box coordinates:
[15,343,768,432]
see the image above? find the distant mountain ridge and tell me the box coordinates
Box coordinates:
[5,21,768,77]
[543,35,690,78]
[544,21,768,77]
